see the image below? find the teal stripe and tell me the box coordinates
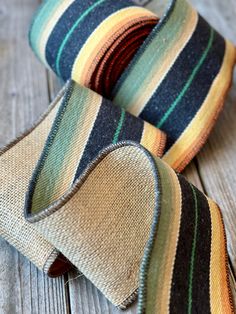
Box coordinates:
[157,28,215,128]
[112,109,126,144]
[31,85,90,212]
[55,0,106,77]
[113,0,190,110]
[188,184,199,314]
[30,0,62,59]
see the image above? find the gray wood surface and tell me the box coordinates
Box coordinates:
[0,0,235,313]
[0,1,69,314]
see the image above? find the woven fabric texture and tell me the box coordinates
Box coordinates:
[1,0,234,310]
[0,89,64,273]
[30,0,236,172]
[25,143,233,312]
[138,149,234,313]
[0,81,165,274]
[27,81,165,213]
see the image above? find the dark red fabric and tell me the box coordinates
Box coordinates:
[90,19,158,98]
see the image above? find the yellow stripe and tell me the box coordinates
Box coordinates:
[163,41,236,171]
[72,7,157,85]
[207,199,233,313]
[128,7,198,116]
[140,123,166,157]
[38,0,75,66]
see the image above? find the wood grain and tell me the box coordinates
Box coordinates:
[190,0,236,274]
[0,1,68,313]
[0,0,235,313]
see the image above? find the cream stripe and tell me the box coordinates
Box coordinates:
[140,123,163,157]
[208,199,233,313]
[156,165,182,313]
[129,8,198,116]
[72,7,157,85]
[38,0,75,66]
[0,94,63,270]
[163,41,236,171]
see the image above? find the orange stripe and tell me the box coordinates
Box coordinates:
[208,199,234,313]
[72,9,157,85]
[80,16,157,85]
[164,41,236,172]
[141,123,166,157]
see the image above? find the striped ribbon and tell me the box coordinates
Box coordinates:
[30,0,236,172]
[1,68,232,311]
[24,0,235,312]
[25,138,234,312]
[0,81,165,277]
[1,0,234,312]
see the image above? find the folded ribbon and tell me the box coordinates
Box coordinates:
[0,82,165,275]
[0,87,72,277]
[30,0,236,172]
[0,0,234,312]
[1,74,233,312]
[24,123,234,312]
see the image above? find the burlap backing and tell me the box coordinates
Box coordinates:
[0,92,63,272]
[30,145,157,306]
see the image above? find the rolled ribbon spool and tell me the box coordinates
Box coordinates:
[0,82,165,276]
[30,0,236,172]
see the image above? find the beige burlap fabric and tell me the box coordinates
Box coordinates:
[0,87,71,275]
[26,145,157,307]
[25,140,235,313]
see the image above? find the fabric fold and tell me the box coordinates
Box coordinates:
[24,139,234,312]
[0,81,165,275]
[29,0,236,172]
[1,0,234,311]
[0,86,72,276]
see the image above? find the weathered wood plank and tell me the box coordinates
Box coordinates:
[0,0,68,313]
[67,270,137,314]
[191,0,236,44]
[190,0,236,274]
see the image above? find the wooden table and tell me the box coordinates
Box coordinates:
[0,0,235,313]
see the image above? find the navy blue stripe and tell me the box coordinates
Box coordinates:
[117,111,143,142]
[169,175,196,313]
[45,0,136,80]
[73,97,143,180]
[170,175,211,314]
[139,17,225,150]
[45,0,92,73]
[191,186,211,313]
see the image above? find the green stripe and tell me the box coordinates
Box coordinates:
[145,160,175,313]
[112,109,126,144]
[55,0,106,77]
[157,28,215,128]
[113,0,190,110]
[188,184,199,314]
[30,0,62,60]
[31,86,90,212]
